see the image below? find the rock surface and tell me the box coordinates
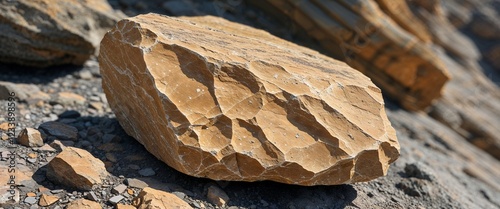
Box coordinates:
[0,0,125,67]
[132,187,193,209]
[46,147,109,190]
[65,199,102,209]
[252,0,450,110]
[17,128,43,147]
[99,14,400,185]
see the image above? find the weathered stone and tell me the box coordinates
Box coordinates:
[132,187,192,209]
[125,178,149,189]
[66,199,102,209]
[17,128,43,147]
[0,82,50,104]
[0,0,125,67]
[46,147,109,191]
[116,204,136,209]
[207,185,229,207]
[486,44,500,71]
[39,121,78,141]
[112,184,127,194]
[99,14,400,185]
[54,92,87,106]
[252,0,450,110]
[108,195,125,205]
[38,194,59,207]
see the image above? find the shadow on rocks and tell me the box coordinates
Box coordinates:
[0,62,95,85]
[37,113,358,208]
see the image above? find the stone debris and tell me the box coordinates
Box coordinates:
[54,92,87,106]
[65,198,102,209]
[132,187,193,209]
[46,147,109,191]
[24,196,37,204]
[0,81,50,104]
[207,185,230,207]
[116,204,137,209]
[99,13,400,185]
[253,0,450,110]
[108,195,125,205]
[0,0,125,67]
[125,178,149,189]
[138,168,155,177]
[17,128,44,147]
[112,184,128,195]
[38,194,59,206]
[39,121,78,141]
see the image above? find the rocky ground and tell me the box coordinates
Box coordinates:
[1,0,499,209]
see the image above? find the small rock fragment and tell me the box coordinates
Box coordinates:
[24,196,37,204]
[46,147,109,190]
[54,92,86,106]
[38,194,59,206]
[66,199,102,209]
[108,195,125,205]
[132,187,192,209]
[125,178,149,189]
[116,204,136,209]
[39,122,78,141]
[138,168,155,177]
[17,128,44,147]
[87,191,99,201]
[207,185,229,207]
[112,184,128,194]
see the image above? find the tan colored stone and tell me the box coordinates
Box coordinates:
[0,122,8,131]
[253,0,450,110]
[55,92,87,106]
[38,194,59,207]
[66,199,102,209]
[46,147,109,190]
[116,204,137,209]
[17,128,43,147]
[207,185,229,206]
[99,14,400,185]
[132,187,192,209]
[0,0,125,67]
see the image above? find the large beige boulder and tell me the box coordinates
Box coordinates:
[0,0,125,67]
[99,14,400,185]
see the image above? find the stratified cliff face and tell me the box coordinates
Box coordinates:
[251,0,500,161]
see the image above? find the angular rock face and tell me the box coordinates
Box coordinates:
[132,187,193,209]
[0,0,125,67]
[99,14,399,185]
[46,147,109,190]
[251,0,450,110]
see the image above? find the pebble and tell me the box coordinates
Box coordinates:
[24,197,37,204]
[87,191,99,201]
[207,185,230,207]
[108,195,125,204]
[138,168,156,177]
[58,110,81,118]
[125,178,148,189]
[112,184,127,194]
[38,122,78,141]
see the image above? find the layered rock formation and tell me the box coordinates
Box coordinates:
[250,0,450,111]
[99,14,400,185]
[0,0,125,67]
[252,0,500,160]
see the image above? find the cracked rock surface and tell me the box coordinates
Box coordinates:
[99,14,400,185]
